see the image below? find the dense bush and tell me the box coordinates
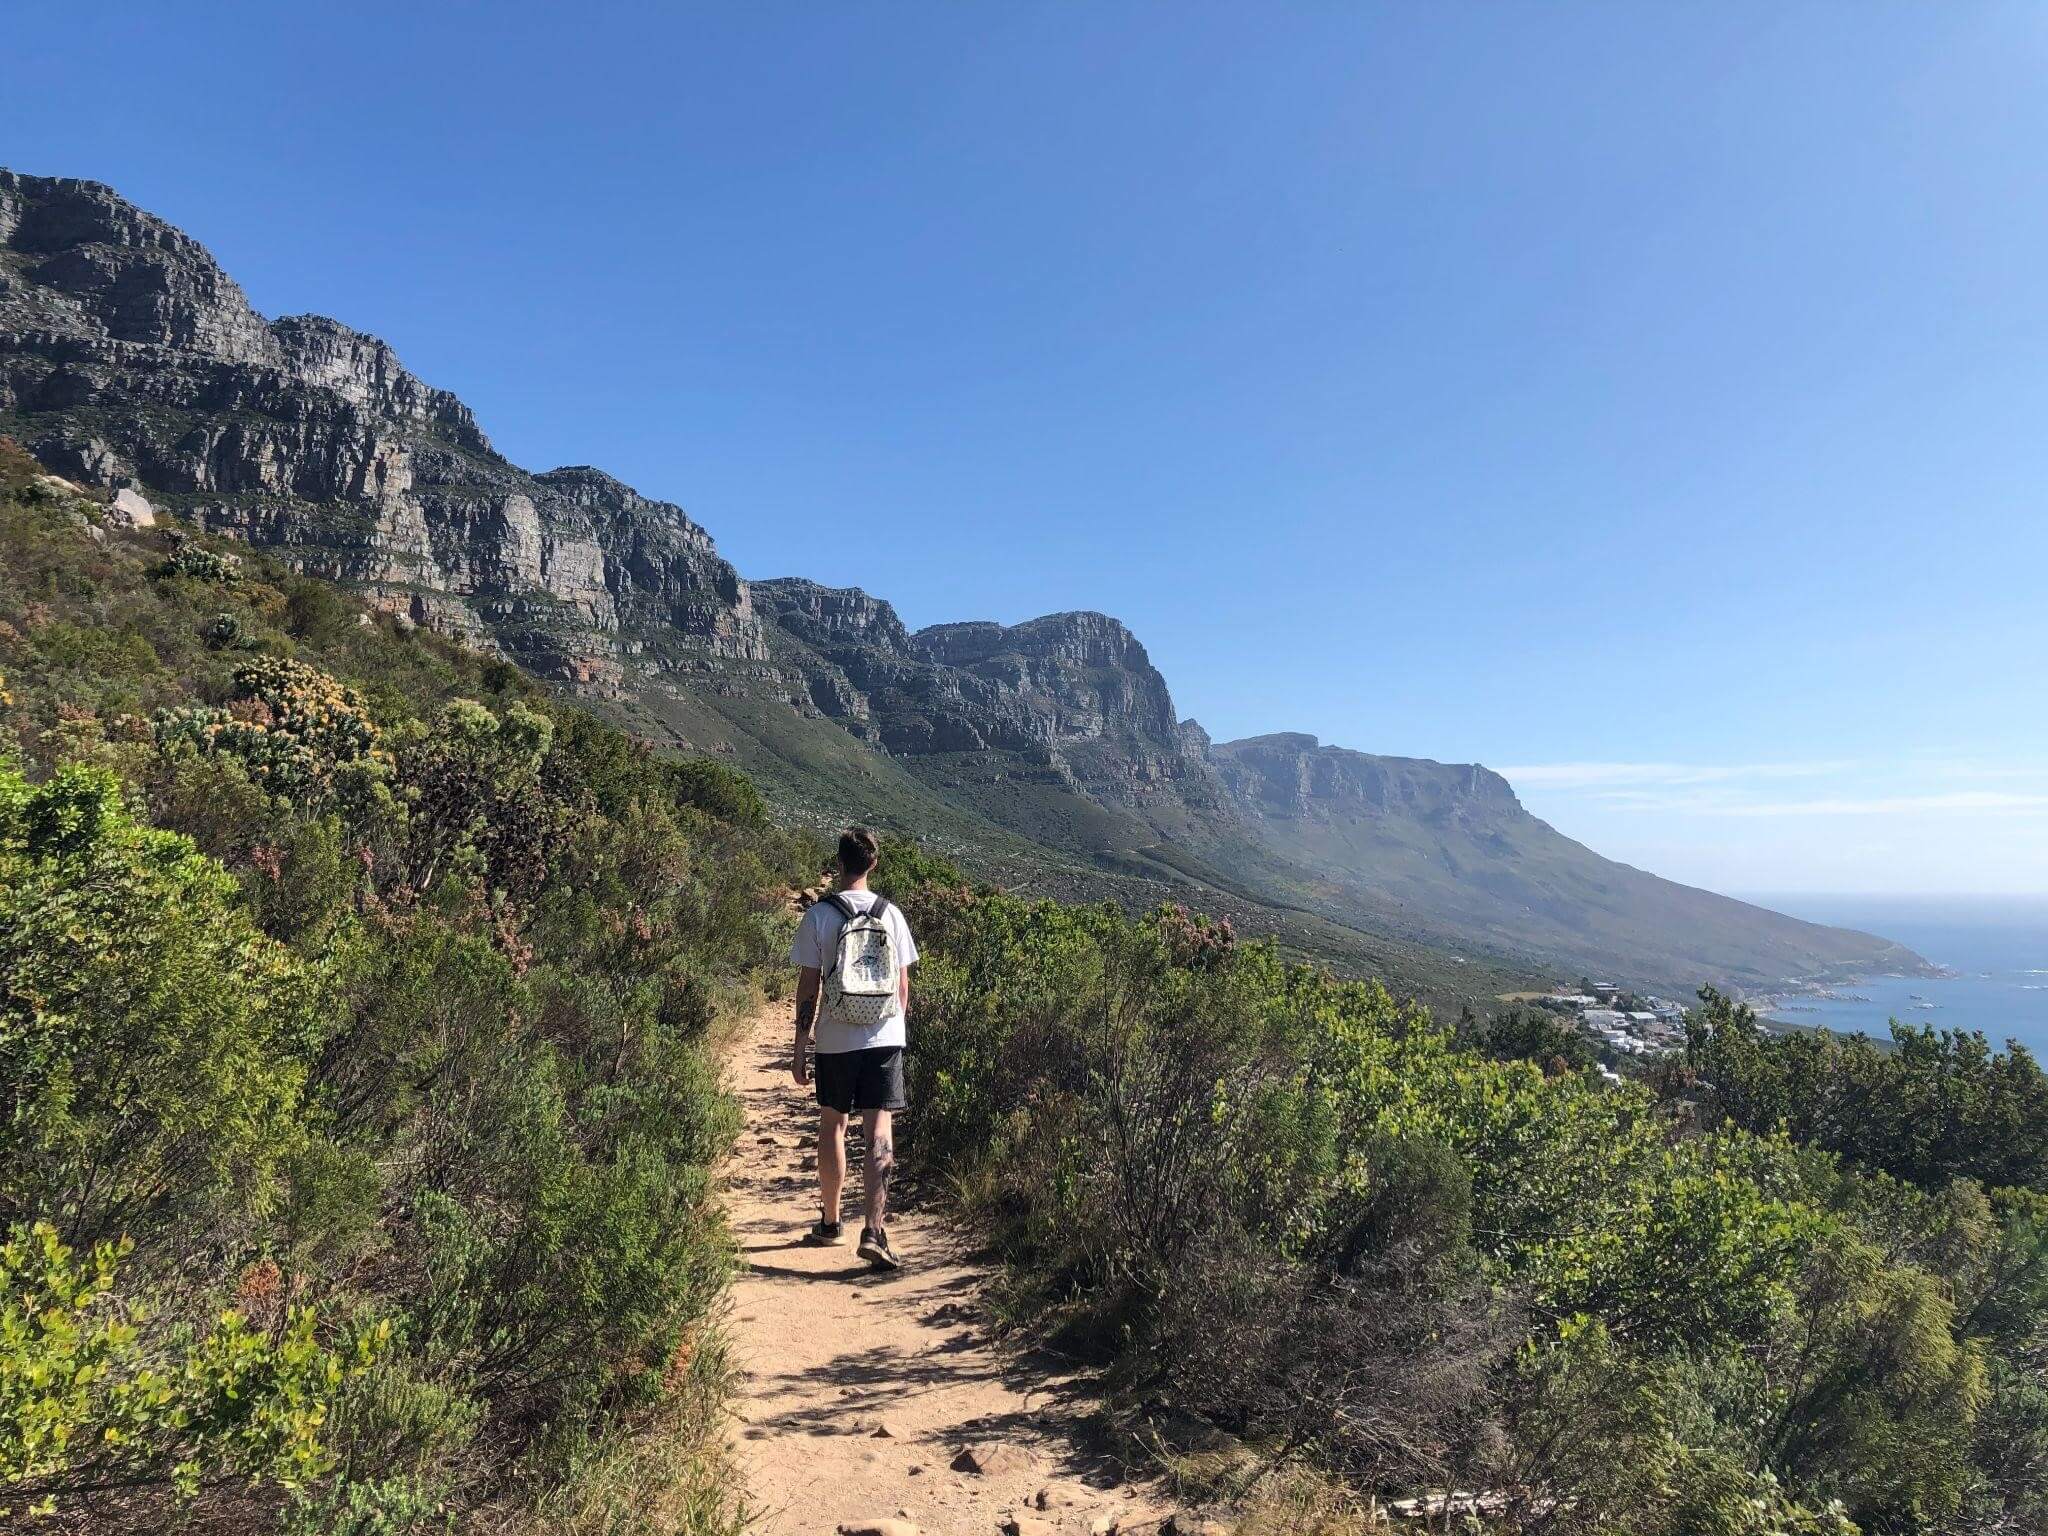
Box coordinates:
[1677,986,2048,1192]
[0,447,809,1531]
[0,769,361,1518]
[1,764,324,1254]
[888,859,2048,1535]
[0,1222,366,1520]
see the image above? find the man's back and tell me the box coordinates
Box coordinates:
[790,889,919,1054]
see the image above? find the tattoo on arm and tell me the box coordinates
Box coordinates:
[795,995,817,1031]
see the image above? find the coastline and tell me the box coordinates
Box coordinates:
[1735,896,2048,1055]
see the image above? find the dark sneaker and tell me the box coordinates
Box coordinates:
[805,1219,845,1245]
[857,1226,904,1270]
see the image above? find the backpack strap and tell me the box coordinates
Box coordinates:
[816,893,888,990]
[816,892,856,974]
[819,892,889,923]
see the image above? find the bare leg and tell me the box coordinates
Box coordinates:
[817,1106,847,1224]
[862,1108,894,1232]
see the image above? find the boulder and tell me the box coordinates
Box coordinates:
[107,487,156,528]
[1002,1519,1056,1536]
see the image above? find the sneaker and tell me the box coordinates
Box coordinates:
[857,1226,904,1270]
[805,1219,845,1245]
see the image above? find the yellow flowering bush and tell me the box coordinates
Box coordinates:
[154,656,389,803]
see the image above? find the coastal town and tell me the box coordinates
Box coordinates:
[1531,982,1691,1080]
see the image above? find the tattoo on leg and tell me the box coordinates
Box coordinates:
[868,1127,894,1206]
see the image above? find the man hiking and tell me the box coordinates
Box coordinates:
[789,826,917,1269]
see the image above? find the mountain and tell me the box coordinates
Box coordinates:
[0,170,766,692]
[0,168,1930,997]
[751,582,1237,846]
[1208,732,1929,990]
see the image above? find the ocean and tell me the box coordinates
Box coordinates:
[1741,895,2048,1058]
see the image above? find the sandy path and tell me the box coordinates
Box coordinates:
[723,1004,1169,1536]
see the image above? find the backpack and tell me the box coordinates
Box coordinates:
[818,892,901,1029]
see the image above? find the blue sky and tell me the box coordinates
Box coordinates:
[7,1,2046,895]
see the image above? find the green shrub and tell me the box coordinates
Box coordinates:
[0,466,798,1528]
[0,1221,363,1518]
[902,879,2037,1530]
[1680,986,2048,1192]
[160,541,244,584]
[154,655,391,808]
[0,761,324,1253]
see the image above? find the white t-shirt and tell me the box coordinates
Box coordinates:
[790,890,919,1054]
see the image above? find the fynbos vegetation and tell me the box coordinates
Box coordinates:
[883,858,2048,1535]
[0,440,813,1531]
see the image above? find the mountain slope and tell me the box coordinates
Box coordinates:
[1210,732,1926,988]
[0,168,1928,996]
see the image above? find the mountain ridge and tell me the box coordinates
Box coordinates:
[0,167,1929,995]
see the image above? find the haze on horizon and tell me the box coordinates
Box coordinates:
[6,0,2044,898]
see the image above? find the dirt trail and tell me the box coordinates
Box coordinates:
[723,1004,1170,1536]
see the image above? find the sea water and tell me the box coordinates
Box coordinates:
[1740,895,2048,1057]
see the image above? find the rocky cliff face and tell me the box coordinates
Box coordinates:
[902,611,1183,762]
[1212,732,1523,823]
[0,170,766,688]
[1208,730,1929,989]
[753,580,1211,802]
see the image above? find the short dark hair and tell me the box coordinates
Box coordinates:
[837,826,880,878]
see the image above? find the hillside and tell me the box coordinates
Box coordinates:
[0,436,809,1529]
[1209,732,1930,989]
[0,167,1928,996]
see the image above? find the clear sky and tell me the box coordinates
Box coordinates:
[6,2,2045,896]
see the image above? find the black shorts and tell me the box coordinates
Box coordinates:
[814,1046,907,1114]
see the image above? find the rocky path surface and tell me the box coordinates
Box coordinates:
[724,1004,1174,1536]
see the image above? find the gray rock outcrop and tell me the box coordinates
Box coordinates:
[0,170,766,687]
[752,580,1220,807]
[107,486,153,526]
[1210,732,1521,823]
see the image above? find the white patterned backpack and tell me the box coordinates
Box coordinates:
[819,893,901,1028]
